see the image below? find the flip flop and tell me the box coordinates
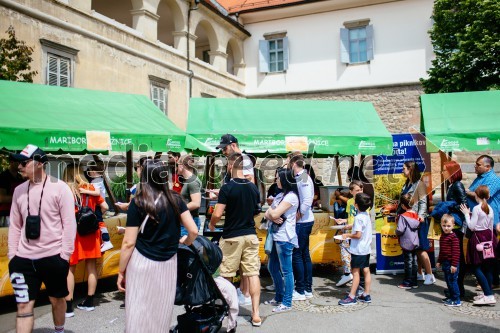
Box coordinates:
[251,318,262,327]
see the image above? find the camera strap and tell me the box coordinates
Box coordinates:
[27,175,48,217]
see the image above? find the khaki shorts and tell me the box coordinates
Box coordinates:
[219,234,260,277]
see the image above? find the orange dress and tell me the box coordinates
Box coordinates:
[69,184,105,266]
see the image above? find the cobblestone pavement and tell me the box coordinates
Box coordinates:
[1,266,499,333]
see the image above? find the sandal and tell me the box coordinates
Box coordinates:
[251,317,262,327]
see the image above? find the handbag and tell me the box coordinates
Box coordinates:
[475,229,495,259]
[264,222,273,255]
[76,195,99,236]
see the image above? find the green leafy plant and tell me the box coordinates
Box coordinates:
[421,0,500,93]
[0,26,38,82]
[110,173,139,202]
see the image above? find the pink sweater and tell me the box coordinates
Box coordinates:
[8,176,76,260]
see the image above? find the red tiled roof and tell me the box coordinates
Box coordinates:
[217,0,308,14]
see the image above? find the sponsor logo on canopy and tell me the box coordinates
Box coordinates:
[358,141,376,150]
[439,139,460,151]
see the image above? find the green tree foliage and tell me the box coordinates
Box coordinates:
[421,0,500,93]
[0,26,37,82]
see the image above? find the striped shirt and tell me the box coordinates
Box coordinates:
[438,232,460,267]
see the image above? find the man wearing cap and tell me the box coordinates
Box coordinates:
[216,134,254,184]
[8,145,76,333]
[209,152,262,327]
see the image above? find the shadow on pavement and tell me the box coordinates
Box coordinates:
[450,321,500,333]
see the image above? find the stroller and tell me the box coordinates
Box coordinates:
[171,236,229,333]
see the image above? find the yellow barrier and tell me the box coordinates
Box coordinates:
[0,212,343,297]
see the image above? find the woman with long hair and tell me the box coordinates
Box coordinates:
[63,163,108,317]
[442,160,468,296]
[117,159,198,332]
[264,168,300,312]
[461,185,497,305]
[398,161,435,286]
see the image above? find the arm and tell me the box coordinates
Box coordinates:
[60,185,77,260]
[415,183,428,220]
[187,192,201,211]
[298,178,314,215]
[80,187,101,196]
[455,182,468,207]
[180,210,198,245]
[117,226,139,292]
[461,205,479,231]
[451,236,460,269]
[265,200,292,222]
[7,188,22,259]
[209,203,226,231]
[99,200,109,214]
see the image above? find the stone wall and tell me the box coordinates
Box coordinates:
[252,83,424,134]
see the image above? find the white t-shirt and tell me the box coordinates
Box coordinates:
[242,153,253,177]
[270,192,299,247]
[349,212,372,255]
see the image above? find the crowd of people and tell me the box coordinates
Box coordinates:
[3,139,499,333]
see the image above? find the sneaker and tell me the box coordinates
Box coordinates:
[292,290,306,301]
[100,241,114,252]
[417,273,425,281]
[227,323,237,333]
[444,299,462,307]
[238,293,251,306]
[65,300,74,318]
[423,274,436,285]
[336,273,353,287]
[304,290,313,299]
[473,295,496,306]
[411,283,419,289]
[473,294,484,301]
[264,298,281,306]
[273,304,292,312]
[358,294,372,303]
[77,296,95,311]
[265,284,276,291]
[398,282,412,290]
[119,302,125,309]
[442,298,451,303]
[338,295,357,306]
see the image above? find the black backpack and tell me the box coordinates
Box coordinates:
[76,195,99,236]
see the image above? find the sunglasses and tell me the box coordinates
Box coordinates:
[20,160,33,167]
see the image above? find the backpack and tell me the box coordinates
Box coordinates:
[76,195,99,236]
[396,214,420,251]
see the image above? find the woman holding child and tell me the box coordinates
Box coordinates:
[398,161,435,286]
[264,169,300,312]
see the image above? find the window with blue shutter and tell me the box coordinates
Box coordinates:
[259,33,289,73]
[340,21,373,64]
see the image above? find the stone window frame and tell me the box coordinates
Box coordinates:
[40,39,79,87]
[148,75,169,115]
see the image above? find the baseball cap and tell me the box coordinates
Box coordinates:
[10,144,49,163]
[216,134,238,149]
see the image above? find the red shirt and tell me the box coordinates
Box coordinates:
[438,232,460,267]
[172,173,182,194]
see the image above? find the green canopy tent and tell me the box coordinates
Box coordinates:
[0,80,185,153]
[420,91,500,153]
[185,98,393,156]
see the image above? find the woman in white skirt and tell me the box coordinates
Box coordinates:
[118,159,198,333]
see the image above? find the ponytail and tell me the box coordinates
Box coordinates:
[475,185,490,215]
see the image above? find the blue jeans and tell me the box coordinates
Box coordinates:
[268,241,295,307]
[442,261,460,302]
[292,221,314,294]
[474,262,493,296]
[180,216,200,237]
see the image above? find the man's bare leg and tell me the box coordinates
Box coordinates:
[16,300,35,333]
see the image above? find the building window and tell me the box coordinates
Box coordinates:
[259,31,289,73]
[47,54,70,87]
[40,39,78,87]
[340,20,373,64]
[149,75,169,115]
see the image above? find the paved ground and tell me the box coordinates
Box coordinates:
[1,265,499,333]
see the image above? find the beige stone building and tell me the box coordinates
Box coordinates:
[0,0,249,130]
